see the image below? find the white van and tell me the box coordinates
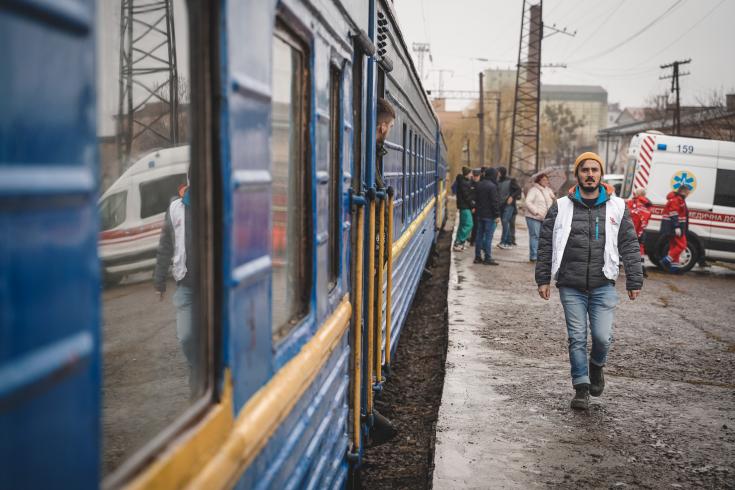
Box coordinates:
[623,132,735,272]
[98,146,190,285]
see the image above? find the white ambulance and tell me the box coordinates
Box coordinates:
[98,146,190,286]
[623,132,735,272]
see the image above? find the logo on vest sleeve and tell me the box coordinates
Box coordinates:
[609,216,618,225]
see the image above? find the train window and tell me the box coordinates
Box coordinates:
[401,124,407,224]
[328,65,341,290]
[271,25,311,338]
[413,133,418,215]
[97,0,209,479]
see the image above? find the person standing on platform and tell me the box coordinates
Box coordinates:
[469,168,482,246]
[453,166,475,251]
[524,172,555,262]
[660,183,691,273]
[535,152,643,411]
[497,167,522,249]
[473,168,501,265]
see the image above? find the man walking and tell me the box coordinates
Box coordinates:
[474,167,500,265]
[453,166,475,251]
[660,183,691,273]
[535,152,643,410]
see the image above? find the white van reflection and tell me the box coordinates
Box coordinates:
[98,146,189,287]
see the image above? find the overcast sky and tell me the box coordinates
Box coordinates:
[393,0,735,110]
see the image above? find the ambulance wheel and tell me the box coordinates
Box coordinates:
[656,236,700,274]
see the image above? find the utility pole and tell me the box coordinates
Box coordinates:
[509,0,574,176]
[660,59,691,135]
[462,137,470,164]
[478,72,485,167]
[412,42,432,81]
[494,98,502,164]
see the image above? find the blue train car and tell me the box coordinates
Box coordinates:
[0,0,448,488]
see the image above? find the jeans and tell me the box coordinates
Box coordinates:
[456,209,474,244]
[173,285,198,392]
[475,218,497,261]
[500,205,515,245]
[526,217,542,260]
[559,284,619,386]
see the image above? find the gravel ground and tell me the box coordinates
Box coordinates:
[359,213,453,489]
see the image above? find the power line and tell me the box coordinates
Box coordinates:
[562,0,628,59]
[625,0,726,70]
[567,0,685,64]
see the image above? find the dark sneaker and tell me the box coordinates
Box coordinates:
[473,257,483,264]
[570,383,590,410]
[483,259,499,266]
[589,363,605,397]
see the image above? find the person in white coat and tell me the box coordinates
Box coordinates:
[524,173,555,262]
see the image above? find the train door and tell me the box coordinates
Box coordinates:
[0,2,101,487]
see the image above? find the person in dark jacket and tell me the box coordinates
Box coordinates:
[154,167,200,394]
[496,167,522,249]
[535,152,643,410]
[473,168,501,265]
[453,166,475,251]
[469,168,482,246]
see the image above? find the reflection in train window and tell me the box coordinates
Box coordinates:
[271,25,311,339]
[140,173,188,219]
[96,0,206,478]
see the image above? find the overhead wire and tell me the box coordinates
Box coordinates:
[567,0,685,64]
[624,0,727,70]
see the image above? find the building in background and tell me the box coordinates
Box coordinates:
[540,84,608,149]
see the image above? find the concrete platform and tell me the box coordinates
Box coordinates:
[432,211,735,489]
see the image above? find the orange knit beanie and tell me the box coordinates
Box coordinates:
[573,152,605,175]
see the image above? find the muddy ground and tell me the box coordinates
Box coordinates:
[434,217,734,489]
[360,213,454,489]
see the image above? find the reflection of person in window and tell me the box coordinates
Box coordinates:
[154,166,199,394]
[375,97,396,190]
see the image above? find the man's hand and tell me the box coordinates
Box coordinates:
[675,228,682,237]
[538,284,550,300]
[157,290,165,301]
[627,290,640,300]
[506,196,513,205]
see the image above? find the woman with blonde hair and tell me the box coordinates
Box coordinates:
[524,172,555,262]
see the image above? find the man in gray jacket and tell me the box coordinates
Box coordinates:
[535,152,643,410]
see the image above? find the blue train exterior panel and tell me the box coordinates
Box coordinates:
[0,1,100,488]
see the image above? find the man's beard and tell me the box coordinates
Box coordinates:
[579,179,598,193]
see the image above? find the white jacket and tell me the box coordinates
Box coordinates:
[524,184,555,221]
[551,194,627,281]
[169,199,188,281]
